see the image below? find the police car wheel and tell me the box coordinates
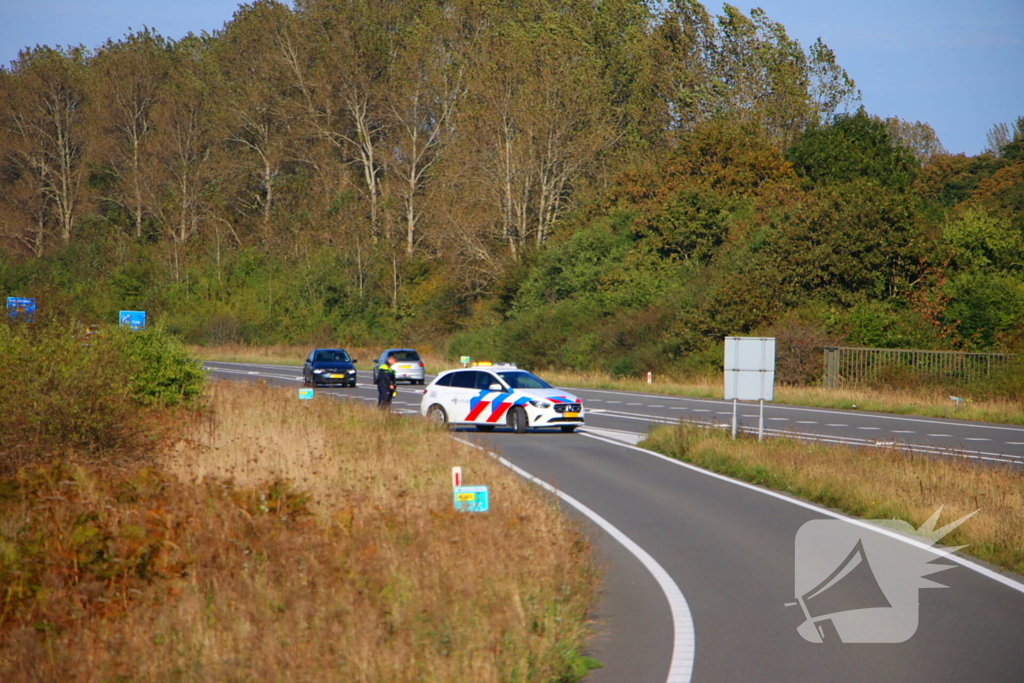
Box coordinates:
[560,425,577,433]
[427,405,448,427]
[508,406,528,433]
[475,424,495,432]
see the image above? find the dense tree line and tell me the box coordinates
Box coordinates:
[1,0,1020,376]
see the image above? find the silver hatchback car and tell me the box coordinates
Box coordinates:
[373,348,426,385]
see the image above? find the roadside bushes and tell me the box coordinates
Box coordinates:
[0,320,205,473]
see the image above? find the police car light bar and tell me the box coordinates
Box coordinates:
[471,361,517,368]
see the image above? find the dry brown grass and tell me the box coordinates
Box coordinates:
[0,381,599,682]
[642,423,1024,574]
[539,370,1024,425]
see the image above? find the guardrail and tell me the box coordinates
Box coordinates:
[822,346,1014,389]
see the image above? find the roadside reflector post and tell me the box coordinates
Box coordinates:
[451,466,462,488]
[647,371,652,384]
[731,398,738,440]
[758,399,764,442]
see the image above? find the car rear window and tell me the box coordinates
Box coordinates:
[390,350,420,361]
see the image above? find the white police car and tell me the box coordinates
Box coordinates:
[420,364,584,433]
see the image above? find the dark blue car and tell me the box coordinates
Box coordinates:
[303,348,359,388]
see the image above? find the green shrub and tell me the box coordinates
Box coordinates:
[0,319,206,473]
[101,326,206,407]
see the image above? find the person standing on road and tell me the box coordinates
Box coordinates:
[376,354,398,409]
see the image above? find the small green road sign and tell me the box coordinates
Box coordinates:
[460,356,471,366]
[453,485,489,512]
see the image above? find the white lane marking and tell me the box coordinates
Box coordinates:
[578,432,1024,598]
[768,418,788,421]
[627,403,643,406]
[715,412,732,416]
[795,421,817,424]
[964,438,991,442]
[857,427,881,431]
[606,401,623,404]
[826,423,848,427]
[579,426,646,445]
[892,430,915,434]
[928,434,952,438]
[452,437,695,683]
[672,407,689,410]
[692,409,710,413]
[1008,442,1024,445]
[650,405,665,408]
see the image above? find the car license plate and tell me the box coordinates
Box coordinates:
[398,364,411,369]
[329,374,344,379]
[564,412,579,418]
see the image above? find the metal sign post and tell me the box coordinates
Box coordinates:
[724,337,776,441]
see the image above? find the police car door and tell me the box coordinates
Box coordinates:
[445,370,481,423]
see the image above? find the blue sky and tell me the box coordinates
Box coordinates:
[1,0,1021,154]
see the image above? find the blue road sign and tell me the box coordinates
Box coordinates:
[6,297,36,322]
[453,485,489,512]
[299,388,314,400]
[119,310,146,330]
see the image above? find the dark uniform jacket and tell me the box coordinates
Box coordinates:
[376,363,396,398]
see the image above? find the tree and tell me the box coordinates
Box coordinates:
[882,116,945,165]
[0,46,89,249]
[216,0,302,239]
[786,109,919,189]
[91,28,171,238]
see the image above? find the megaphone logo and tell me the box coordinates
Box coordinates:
[789,507,977,643]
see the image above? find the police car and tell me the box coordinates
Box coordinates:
[420,363,584,433]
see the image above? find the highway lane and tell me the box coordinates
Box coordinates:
[206,361,1024,681]
[204,361,1024,466]
[468,430,1024,682]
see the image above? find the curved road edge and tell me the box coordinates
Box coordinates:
[451,436,696,683]
[579,432,1024,596]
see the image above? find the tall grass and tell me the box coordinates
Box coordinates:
[0,381,599,682]
[641,423,1024,574]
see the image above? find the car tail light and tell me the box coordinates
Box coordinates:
[422,389,428,394]
[418,362,424,367]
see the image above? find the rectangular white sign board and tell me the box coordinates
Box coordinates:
[724,337,775,401]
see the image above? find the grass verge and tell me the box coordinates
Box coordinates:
[640,423,1024,575]
[1,381,599,682]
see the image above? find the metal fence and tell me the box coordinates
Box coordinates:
[822,346,1014,389]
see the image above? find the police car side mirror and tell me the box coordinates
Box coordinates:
[353,359,358,363]
[488,383,503,392]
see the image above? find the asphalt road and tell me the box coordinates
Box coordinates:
[204,362,1024,682]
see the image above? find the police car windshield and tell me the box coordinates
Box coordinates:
[497,371,552,389]
[316,350,350,362]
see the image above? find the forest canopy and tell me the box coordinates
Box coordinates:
[1,0,1022,375]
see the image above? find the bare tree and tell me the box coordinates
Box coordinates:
[1,46,89,248]
[92,29,170,238]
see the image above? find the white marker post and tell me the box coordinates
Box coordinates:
[647,371,653,384]
[724,337,776,441]
[451,466,462,488]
